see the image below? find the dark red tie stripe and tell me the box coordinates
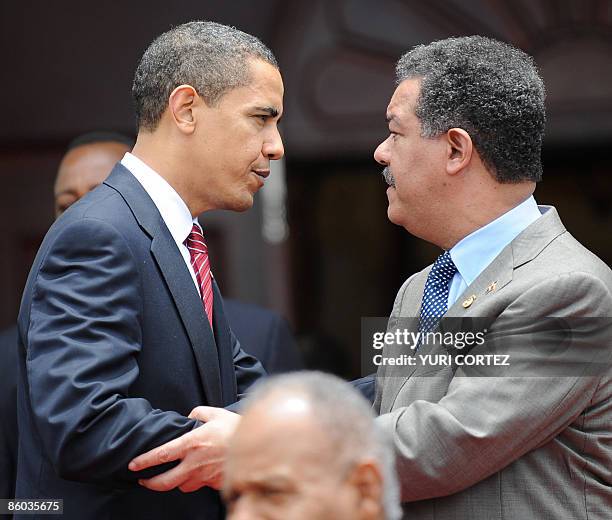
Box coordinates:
[185,223,214,327]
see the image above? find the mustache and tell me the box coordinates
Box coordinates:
[381,167,395,188]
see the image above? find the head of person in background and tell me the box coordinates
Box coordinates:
[54,131,133,217]
[374,36,545,250]
[223,371,401,520]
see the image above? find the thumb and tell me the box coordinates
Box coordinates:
[188,405,224,422]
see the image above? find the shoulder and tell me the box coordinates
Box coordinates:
[511,269,612,317]
[39,185,148,265]
[515,230,612,295]
[58,184,138,232]
[29,213,143,296]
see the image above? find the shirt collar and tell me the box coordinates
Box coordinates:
[120,152,196,246]
[449,195,542,287]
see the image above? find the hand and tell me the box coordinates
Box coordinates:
[128,406,241,493]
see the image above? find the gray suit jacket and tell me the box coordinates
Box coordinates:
[374,206,612,519]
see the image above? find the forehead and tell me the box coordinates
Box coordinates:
[227,406,333,481]
[56,143,127,190]
[387,78,421,122]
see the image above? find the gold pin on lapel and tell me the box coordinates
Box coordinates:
[486,281,497,294]
[462,294,477,308]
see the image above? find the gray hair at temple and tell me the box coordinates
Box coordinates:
[133,21,278,131]
[243,371,402,520]
[396,36,546,183]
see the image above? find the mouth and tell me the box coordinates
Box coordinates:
[252,169,270,180]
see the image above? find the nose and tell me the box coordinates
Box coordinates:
[263,126,284,160]
[374,138,389,166]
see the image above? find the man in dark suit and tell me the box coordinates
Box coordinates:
[16,21,283,519]
[0,131,300,510]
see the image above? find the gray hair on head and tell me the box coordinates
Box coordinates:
[132,21,278,131]
[243,371,402,520]
[396,35,546,183]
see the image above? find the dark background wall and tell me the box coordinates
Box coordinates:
[1,0,611,378]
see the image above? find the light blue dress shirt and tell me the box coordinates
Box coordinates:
[447,196,542,307]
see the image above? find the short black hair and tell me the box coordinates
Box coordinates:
[66,131,134,152]
[132,21,278,132]
[396,36,546,183]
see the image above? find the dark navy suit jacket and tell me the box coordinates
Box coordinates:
[223,300,303,374]
[0,325,18,516]
[15,165,265,519]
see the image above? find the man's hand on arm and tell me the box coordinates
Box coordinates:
[128,406,241,493]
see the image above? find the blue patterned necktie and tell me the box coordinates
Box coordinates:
[419,251,458,334]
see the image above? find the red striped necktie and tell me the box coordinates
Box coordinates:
[185,223,214,327]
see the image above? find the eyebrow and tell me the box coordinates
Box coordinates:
[236,473,294,490]
[254,106,280,118]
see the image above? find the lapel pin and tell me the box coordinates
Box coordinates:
[486,281,497,294]
[462,294,477,308]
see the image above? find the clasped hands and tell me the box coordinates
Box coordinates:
[128,406,240,493]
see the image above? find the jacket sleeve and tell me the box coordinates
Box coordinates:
[24,217,199,486]
[376,272,612,501]
[229,329,267,405]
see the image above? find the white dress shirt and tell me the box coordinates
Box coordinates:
[447,195,542,307]
[120,152,203,294]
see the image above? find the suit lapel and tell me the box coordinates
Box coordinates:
[104,165,223,406]
[444,246,514,319]
[150,238,223,406]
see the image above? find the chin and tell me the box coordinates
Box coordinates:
[388,207,420,238]
[387,206,403,227]
[229,195,254,213]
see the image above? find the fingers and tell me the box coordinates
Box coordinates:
[143,466,219,493]
[179,480,205,493]
[188,405,224,422]
[138,461,190,492]
[130,409,219,472]
[130,419,228,493]
[129,434,189,472]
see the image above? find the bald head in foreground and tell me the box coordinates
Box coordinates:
[223,372,401,520]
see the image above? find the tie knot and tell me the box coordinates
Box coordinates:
[185,224,208,254]
[430,251,457,283]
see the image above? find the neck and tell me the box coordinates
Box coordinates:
[132,132,209,217]
[439,183,536,250]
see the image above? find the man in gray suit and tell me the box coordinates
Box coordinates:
[373,36,612,519]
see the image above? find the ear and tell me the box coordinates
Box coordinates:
[445,127,473,176]
[347,460,384,520]
[168,84,199,135]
